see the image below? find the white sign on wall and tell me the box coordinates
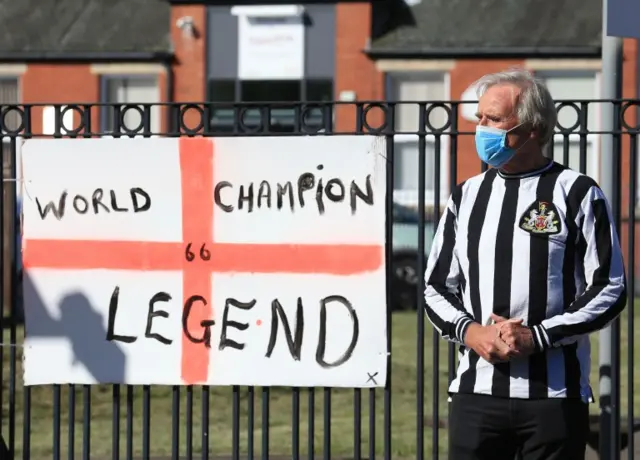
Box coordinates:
[232,5,305,80]
[21,136,388,387]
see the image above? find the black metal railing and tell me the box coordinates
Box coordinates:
[0,100,638,460]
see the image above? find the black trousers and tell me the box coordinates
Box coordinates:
[449,393,589,460]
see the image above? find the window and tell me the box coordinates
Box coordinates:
[388,73,449,207]
[101,76,161,134]
[207,79,333,133]
[535,71,600,179]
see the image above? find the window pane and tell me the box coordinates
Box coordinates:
[538,72,597,133]
[393,139,435,206]
[240,81,300,131]
[306,80,332,102]
[390,74,446,132]
[103,77,160,133]
[550,140,594,176]
[209,80,236,102]
[0,78,20,133]
[241,80,300,102]
[208,80,236,132]
[303,80,332,130]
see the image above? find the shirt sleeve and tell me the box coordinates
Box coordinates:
[424,188,475,345]
[530,185,627,351]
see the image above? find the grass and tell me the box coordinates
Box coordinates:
[1,306,639,459]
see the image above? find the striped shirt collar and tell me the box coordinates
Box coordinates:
[497,159,555,180]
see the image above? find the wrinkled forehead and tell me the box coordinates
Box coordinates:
[477,84,521,118]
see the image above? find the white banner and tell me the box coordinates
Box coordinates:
[21,135,388,387]
[233,5,305,80]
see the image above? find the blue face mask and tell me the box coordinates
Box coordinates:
[475,125,522,168]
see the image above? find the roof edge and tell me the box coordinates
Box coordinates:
[365,47,602,59]
[0,51,174,63]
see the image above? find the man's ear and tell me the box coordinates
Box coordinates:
[529,126,540,143]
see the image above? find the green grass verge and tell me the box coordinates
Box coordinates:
[1,305,638,459]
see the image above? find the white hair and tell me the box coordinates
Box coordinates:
[474,68,558,146]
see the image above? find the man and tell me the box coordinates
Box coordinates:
[424,68,627,460]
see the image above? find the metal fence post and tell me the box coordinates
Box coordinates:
[600,0,625,457]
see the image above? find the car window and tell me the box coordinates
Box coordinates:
[393,203,419,224]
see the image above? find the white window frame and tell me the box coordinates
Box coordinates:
[387,71,451,209]
[100,74,162,136]
[535,70,602,181]
[549,132,599,177]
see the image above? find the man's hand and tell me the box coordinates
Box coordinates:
[490,314,536,356]
[464,322,522,364]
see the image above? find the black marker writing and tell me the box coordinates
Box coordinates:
[182,295,215,348]
[92,189,109,213]
[73,195,89,214]
[106,287,215,348]
[349,175,373,214]
[315,295,359,368]
[297,172,315,208]
[325,178,345,203]
[258,180,271,209]
[219,298,257,351]
[277,182,294,210]
[36,187,151,220]
[105,288,360,370]
[145,292,172,345]
[106,286,137,343]
[265,297,304,361]
[212,166,374,215]
[214,181,233,212]
[238,184,254,213]
[185,243,211,262]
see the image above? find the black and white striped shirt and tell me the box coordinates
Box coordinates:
[424,160,627,400]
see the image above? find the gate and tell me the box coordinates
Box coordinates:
[0,100,637,460]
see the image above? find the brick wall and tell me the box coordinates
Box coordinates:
[20,63,171,133]
[171,5,207,129]
[617,38,638,290]
[334,2,385,131]
[22,64,100,134]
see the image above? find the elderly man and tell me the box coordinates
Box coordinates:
[424,68,627,460]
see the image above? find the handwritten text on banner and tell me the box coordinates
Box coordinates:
[21,136,387,387]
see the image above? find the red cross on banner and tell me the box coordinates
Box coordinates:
[21,136,388,387]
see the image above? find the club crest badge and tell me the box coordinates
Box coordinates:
[520,201,561,235]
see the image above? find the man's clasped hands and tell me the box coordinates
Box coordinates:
[464,314,537,364]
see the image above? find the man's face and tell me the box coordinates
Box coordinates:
[475,84,531,150]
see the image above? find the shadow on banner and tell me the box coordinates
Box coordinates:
[11,196,127,383]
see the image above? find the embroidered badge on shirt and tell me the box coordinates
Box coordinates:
[520,201,561,235]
